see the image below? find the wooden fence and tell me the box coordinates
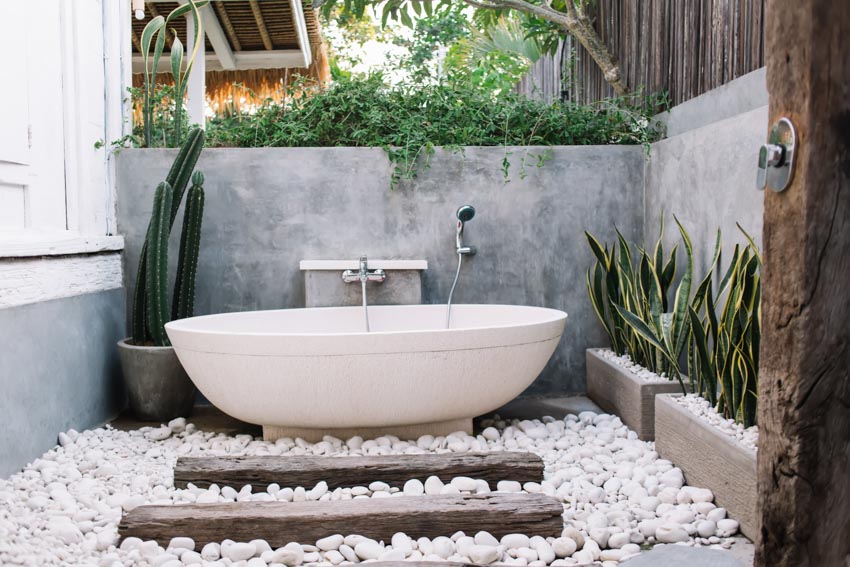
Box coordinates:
[516,0,765,107]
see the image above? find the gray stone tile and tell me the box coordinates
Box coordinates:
[622,544,747,567]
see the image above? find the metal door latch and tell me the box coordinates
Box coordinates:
[757,117,796,192]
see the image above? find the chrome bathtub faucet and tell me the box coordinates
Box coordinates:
[342,255,387,284]
[342,255,385,332]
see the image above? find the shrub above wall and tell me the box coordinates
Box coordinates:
[204,76,665,187]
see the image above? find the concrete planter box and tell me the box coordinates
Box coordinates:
[586,348,685,440]
[654,394,758,540]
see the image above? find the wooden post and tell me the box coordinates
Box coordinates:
[757,2,850,565]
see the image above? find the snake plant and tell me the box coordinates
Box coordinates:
[687,226,761,427]
[586,219,761,426]
[139,0,208,146]
[585,219,682,383]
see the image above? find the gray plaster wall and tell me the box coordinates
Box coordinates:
[656,68,768,138]
[0,288,125,477]
[645,86,767,277]
[116,146,645,395]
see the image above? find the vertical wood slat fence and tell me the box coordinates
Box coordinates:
[515,0,765,107]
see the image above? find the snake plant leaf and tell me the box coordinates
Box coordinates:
[584,231,611,268]
[718,244,740,298]
[180,0,204,86]
[165,0,210,23]
[587,266,616,350]
[692,229,722,312]
[670,216,694,357]
[615,228,634,284]
[170,34,184,87]
[737,223,762,264]
[613,304,676,366]
[689,306,717,405]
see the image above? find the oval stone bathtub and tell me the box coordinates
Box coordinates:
[165,304,567,441]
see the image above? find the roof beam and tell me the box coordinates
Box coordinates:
[248,0,274,50]
[132,50,308,73]
[176,0,236,70]
[215,3,242,51]
[290,0,312,67]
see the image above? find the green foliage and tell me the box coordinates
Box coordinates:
[445,16,543,94]
[586,220,762,426]
[394,6,471,78]
[585,219,687,387]
[132,129,206,346]
[206,75,664,187]
[687,227,761,427]
[139,0,206,147]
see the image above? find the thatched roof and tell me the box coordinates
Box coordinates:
[131,0,329,106]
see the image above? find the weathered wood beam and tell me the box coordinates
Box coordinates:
[248,0,274,51]
[756,1,850,566]
[119,494,564,547]
[177,0,236,70]
[215,3,242,52]
[147,3,161,19]
[174,452,545,491]
[131,30,143,54]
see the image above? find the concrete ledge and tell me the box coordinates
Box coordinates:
[585,349,685,440]
[300,259,427,270]
[654,394,758,540]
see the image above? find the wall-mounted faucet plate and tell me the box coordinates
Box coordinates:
[757,117,796,192]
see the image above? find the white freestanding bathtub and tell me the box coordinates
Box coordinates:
[165,304,567,441]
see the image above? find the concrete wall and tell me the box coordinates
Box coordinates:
[646,68,768,277]
[0,287,125,477]
[114,69,768,399]
[116,146,645,395]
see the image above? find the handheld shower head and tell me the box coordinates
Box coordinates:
[456,205,476,223]
[455,205,476,255]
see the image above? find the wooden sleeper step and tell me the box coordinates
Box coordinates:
[119,493,564,548]
[173,452,545,491]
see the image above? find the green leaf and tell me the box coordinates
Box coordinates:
[170,34,184,87]
[670,216,694,356]
[399,6,413,28]
[584,231,611,268]
[165,0,210,23]
[613,304,676,367]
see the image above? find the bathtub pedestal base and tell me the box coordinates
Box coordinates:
[262,418,473,443]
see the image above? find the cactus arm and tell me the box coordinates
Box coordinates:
[145,182,174,347]
[131,240,150,344]
[173,172,205,320]
[165,127,205,227]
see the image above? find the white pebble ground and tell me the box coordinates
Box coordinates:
[597,350,671,383]
[674,395,758,452]
[0,412,744,566]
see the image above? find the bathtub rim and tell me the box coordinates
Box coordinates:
[165,303,567,339]
[165,304,568,357]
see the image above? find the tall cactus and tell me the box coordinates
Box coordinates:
[131,128,205,344]
[145,182,174,346]
[172,172,205,321]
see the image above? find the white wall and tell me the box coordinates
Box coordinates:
[0,0,131,307]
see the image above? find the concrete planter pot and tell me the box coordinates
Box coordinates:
[585,348,686,440]
[654,394,758,540]
[117,338,195,421]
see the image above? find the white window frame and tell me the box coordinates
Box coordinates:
[0,0,130,258]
